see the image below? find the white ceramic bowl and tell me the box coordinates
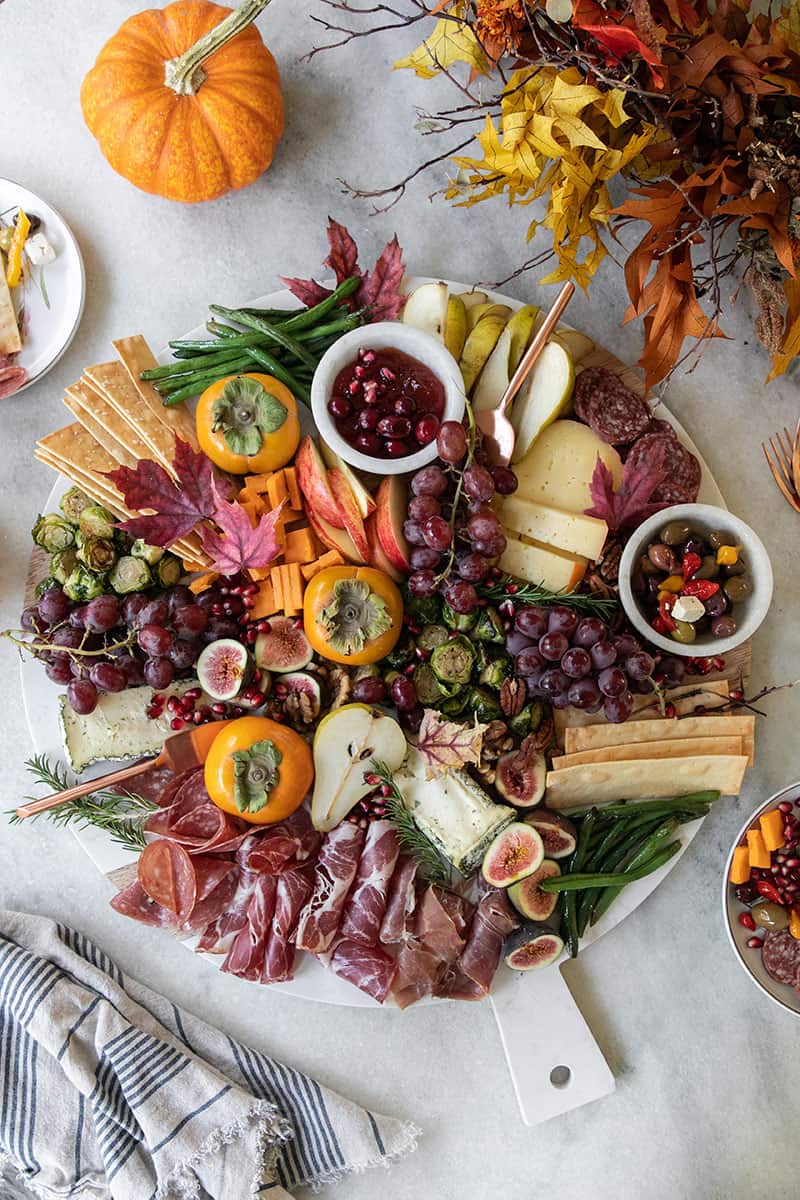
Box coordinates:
[723,784,800,1016]
[618,503,773,657]
[310,321,466,475]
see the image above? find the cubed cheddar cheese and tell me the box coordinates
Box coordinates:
[241,472,274,496]
[301,550,346,581]
[266,472,289,510]
[189,571,220,594]
[499,496,608,562]
[284,526,318,564]
[499,535,586,593]
[251,579,278,619]
[271,563,304,615]
[283,466,302,510]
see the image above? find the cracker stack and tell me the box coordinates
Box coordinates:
[35,335,211,569]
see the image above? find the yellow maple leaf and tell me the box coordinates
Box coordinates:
[394,4,487,79]
[767,277,800,381]
[775,3,800,55]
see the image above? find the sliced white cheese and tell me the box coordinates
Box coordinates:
[0,255,21,355]
[60,681,201,773]
[513,419,622,514]
[499,535,587,593]
[24,233,56,267]
[671,595,705,623]
[395,747,514,876]
[499,495,608,561]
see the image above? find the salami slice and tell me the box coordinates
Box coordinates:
[138,840,197,920]
[111,764,179,806]
[761,929,800,987]
[573,366,652,446]
[110,880,178,929]
[626,431,701,503]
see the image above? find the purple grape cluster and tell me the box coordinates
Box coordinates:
[404,421,518,614]
[508,604,657,724]
[21,580,252,717]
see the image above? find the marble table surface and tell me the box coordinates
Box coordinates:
[3,3,800,1198]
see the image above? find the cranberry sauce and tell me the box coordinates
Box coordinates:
[328,346,446,460]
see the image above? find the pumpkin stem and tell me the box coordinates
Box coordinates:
[164,0,272,95]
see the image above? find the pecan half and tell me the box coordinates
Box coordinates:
[481,719,510,761]
[599,539,622,584]
[328,667,352,710]
[500,676,526,718]
[530,714,555,754]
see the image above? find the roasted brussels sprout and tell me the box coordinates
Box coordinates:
[59,486,91,524]
[50,547,79,584]
[108,555,153,594]
[77,536,118,573]
[473,606,505,643]
[431,635,475,686]
[63,566,106,602]
[131,539,165,566]
[154,554,182,587]
[78,504,117,540]
[32,513,76,553]
[442,601,478,633]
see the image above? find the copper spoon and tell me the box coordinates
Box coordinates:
[16,719,229,818]
[475,280,575,466]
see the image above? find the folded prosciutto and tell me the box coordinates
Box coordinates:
[329,939,396,1004]
[196,867,260,954]
[262,869,313,984]
[222,874,278,981]
[437,889,519,1000]
[338,820,400,947]
[379,856,418,944]
[295,823,365,954]
[391,941,442,1010]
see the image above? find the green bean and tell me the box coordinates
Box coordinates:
[572,792,718,819]
[157,358,254,404]
[277,276,361,332]
[540,840,682,892]
[210,305,320,371]
[561,810,595,956]
[207,320,244,339]
[590,819,682,927]
[244,347,310,404]
[294,311,366,343]
[578,817,673,934]
[142,341,264,379]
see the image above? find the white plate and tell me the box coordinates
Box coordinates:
[0,179,85,395]
[20,278,725,1008]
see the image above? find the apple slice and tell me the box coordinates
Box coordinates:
[327,467,371,561]
[401,281,449,341]
[305,504,364,564]
[366,513,403,582]
[295,436,345,529]
[510,340,575,464]
[312,703,407,831]
[374,475,412,574]
[319,440,376,518]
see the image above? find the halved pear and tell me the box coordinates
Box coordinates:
[402,281,448,342]
[472,305,540,413]
[553,327,595,364]
[510,340,575,464]
[466,302,512,333]
[456,290,489,311]
[459,314,509,394]
[508,306,540,373]
[311,703,407,832]
[445,294,468,360]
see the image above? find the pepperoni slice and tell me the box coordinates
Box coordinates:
[573,367,652,445]
[761,929,800,988]
[138,840,197,920]
[626,431,701,502]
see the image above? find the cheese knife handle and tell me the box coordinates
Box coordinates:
[16,754,160,818]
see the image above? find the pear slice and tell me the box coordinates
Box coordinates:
[458,313,509,394]
[472,305,540,413]
[509,340,575,464]
[311,703,407,832]
[465,302,512,333]
[553,327,595,364]
[402,281,448,342]
[456,290,489,311]
[444,294,468,360]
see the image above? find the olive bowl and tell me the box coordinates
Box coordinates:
[722,784,800,1016]
[310,321,466,476]
[617,503,773,658]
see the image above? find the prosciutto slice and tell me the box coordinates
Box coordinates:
[242,815,321,875]
[391,941,442,1010]
[0,364,27,398]
[295,823,365,954]
[262,870,313,984]
[338,821,400,947]
[222,874,278,981]
[329,940,397,1004]
[379,856,418,944]
[443,889,519,998]
[415,886,471,964]
[197,868,261,954]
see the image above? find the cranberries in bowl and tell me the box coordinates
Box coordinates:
[311,322,466,475]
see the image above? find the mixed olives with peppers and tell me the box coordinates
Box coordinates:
[633,522,749,644]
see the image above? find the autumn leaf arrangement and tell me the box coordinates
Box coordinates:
[310,0,800,387]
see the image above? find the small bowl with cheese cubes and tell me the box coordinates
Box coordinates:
[618,503,773,657]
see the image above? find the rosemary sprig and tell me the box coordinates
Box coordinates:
[10,754,158,853]
[369,758,449,885]
[478,574,617,616]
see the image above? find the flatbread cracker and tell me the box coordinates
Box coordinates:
[113,335,199,449]
[544,754,749,809]
[564,713,755,765]
[67,377,154,463]
[551,734,744,770]
[554,681,730,743]
[63,392,137,469]
[84,362,178,474]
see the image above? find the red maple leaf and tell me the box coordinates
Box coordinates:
[359,235,406,321]
[200,482,285,576]
[576,22,666,88]
[585,442,669,531]
[280,218,406,320]
[105,438,228,547]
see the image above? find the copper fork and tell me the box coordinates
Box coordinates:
[762,424,800,513]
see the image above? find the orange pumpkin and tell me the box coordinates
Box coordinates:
[80,0,284,203]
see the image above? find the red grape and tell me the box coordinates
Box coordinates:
[203,619,239,641]
[436,421,468,463]
[138,624,172,656]
[658,656,686,686]
[407,494,440,522]
[423,516,452,552]
[573,617,606,648]
[173,605,209,638]
[22,606,47,634]
[551,692,572,709]
[604,691,634,724]
[411,465,448,497]
[491,465,518,495]
[391,676,418,711]
[38,588,70,624]
[409,547,441,570]
[46,658,74,685]
[168,639,198,670]
[515,606,549,639]
[352,676,388,704]
[67,679,98,715]
[52,626,83,650]
[118,656,145,686]
[408,570,438,597]
[561,647,591,678]
[167,585,194,614]
[624,651,655,681]
[463,464,495,503]
[567,678,602,710]
[195,589,224,610]
[137,599,169,628]
[614,632,641,659]
[399,704,425,734]
[144,657,175,689]
[443,580,478,614]
[85,595,121,633]
[122,593,148,625]
[590,640,618,670]
[515,646,545,675]
[539,631,569,662]
[402,519,426,547]
[90,663,127,693]
[539,668,570,696]
[598,667,627,697]
[466,510,503,543]
[456,552,489,582]
[471,532,506,558]
[547,606,578,637]
[505,630,534,656]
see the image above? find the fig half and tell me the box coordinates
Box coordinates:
[504,924,564,971]
[196,638,251,701]
[255,617,312,673]
[522,809,577,859]
[494,736,546,808]
[507,859,561,920]
[481,822,544,888]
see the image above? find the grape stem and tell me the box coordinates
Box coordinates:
[1,629,137,658]
[434,397,477,587]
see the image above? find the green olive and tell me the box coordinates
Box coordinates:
[751,902,789,931]
[724,575,751,603]
[724,558,747,577]
[693,555,720,581]
[660,521,692,546]
[670,619,696,644]
[709,529,734,550]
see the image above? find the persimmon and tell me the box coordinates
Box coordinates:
[303,566,403,666]
[204,716,312,824]
[196,373,300,475]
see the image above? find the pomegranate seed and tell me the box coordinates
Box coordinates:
[779,801,793,814]
[252,668,262,683]
[185,688,201,701]
[506,584,518,594]
[244,583,258,596]
[245,630,257,644]
[192,711,204,724]
[271,711,284,722]
[229,706,245,718]
[364,773,380,786]
[170,717,185,730]
[787,858,800,868]
[257,621,271,634]
[354,365,366,379]
[212,702,226,714]
[348,380,361,395]
[373,805,387,818]
[243,596,255,609]
[771,864,781,874]
[211,603,224,616]
[776,853,787,864]
[381,784,392,797]
[665,702,677,718]
[738,912,756,931]
[167,696,181,714]
[746,936,763,950]
[220,585,230,596]
[404,663,416,676]
[363,350,375,364]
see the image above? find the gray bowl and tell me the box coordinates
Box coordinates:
[722,783,800,1016]
[618,503,773,657]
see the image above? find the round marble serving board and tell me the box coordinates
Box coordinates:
[20,278,749,1124]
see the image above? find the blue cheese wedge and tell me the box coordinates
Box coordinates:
[59,682,200,773]
[395,748,515,876]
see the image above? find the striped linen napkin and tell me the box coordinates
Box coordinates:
[0,911,419,1200]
